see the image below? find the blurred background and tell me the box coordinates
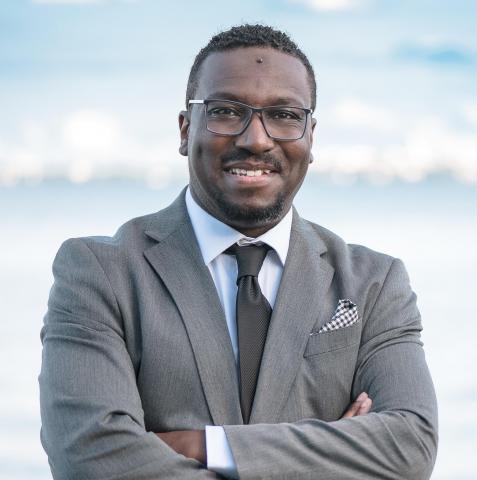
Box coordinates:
[1,0,476,478]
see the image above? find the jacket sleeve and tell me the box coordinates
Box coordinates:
[223,258,438,480]
[39,238,218,480]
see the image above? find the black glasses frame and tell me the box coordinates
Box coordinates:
[188,98,313,141]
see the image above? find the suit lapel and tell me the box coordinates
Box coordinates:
[143,194,243,426]
[250,211,334,423]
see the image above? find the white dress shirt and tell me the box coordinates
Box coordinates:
[185,188,292,478]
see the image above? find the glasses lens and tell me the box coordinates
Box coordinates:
[205,101,308,140]
[262,107,307,140]
[206,101,250,135]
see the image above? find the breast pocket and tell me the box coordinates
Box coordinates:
[303,321,362,357]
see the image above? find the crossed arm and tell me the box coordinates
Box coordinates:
[156,392,373,466]
[40,239,438,479]
[189,258,438,479]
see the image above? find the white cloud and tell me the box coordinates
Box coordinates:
[328,98,398,132]
[63,110,121,155]
[32,0,136,5]
[289,0,364,12]
[0,108,187,186]
[33,0,104,4]
[312,116,477,183]
[462,103,477,127]
[1,108,476,186]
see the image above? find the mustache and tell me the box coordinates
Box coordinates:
[221,150,282,172]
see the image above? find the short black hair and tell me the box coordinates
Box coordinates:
[186,24,316,111]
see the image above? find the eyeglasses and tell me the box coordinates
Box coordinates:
[188,99,313,141]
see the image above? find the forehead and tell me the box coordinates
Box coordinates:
[196,47,312,107]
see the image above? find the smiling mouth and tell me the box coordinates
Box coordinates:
[225,167,273,177]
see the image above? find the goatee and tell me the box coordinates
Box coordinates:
[212,190,286,225]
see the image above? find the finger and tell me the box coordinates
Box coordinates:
[356,392,368,402]
[357,397,372,416]
[341,392,368,418]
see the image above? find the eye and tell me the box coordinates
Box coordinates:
[207,105,242,117]
[266,108,304,121]
[275,110,296,119]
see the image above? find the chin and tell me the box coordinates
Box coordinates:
[214,191,286,226]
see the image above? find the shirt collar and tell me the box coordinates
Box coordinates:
[185,187,292,267]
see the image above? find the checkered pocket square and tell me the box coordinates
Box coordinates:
[318,299,359,333]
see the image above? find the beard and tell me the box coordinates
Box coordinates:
[210,187,287,225]
[211,150,286,224]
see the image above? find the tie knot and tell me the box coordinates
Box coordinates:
[226,243,270,280]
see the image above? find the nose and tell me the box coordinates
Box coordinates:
[234,112,275,154]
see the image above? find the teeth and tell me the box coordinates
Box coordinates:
[229,168,272,176]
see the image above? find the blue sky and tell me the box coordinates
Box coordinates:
[1,0,476,185]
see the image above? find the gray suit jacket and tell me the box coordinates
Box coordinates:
[39,190,438,479]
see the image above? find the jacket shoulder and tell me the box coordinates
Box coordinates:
[302,219,398,279]
[54,205,186,282]
[57,211,157,256]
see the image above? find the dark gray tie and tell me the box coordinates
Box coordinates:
[226,243,272,424]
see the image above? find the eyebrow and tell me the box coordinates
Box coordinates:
[205,91,308,108]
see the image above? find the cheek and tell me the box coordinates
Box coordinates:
[189,137,230,183]
[284,145,312,175]
[191,125,221,155]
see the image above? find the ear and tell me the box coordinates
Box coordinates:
[311,116,317,134]
[309,117,317,164]
[178,110,189,157]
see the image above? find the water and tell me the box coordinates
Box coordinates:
[1,176,476,479]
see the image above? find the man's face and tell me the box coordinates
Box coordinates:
[179,47,316,236]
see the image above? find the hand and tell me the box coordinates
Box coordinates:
[156,392,371,463]
[156,430,206,464]
[341,391,373,418]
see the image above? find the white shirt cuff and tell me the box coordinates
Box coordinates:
[205,425,238,479]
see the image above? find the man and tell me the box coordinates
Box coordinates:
[39,24,438,479]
